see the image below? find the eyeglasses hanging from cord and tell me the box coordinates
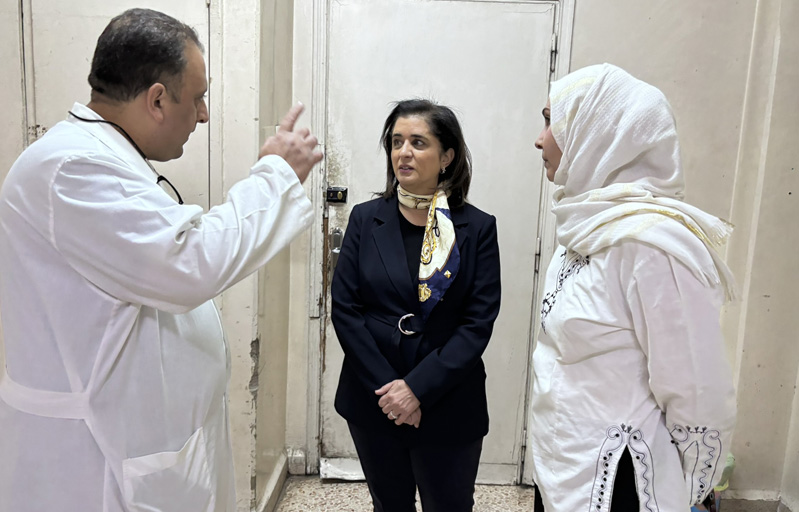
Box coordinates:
[67,111,184,205]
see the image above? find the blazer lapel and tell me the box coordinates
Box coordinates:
[451,204,470,252]
[372,197,420,313]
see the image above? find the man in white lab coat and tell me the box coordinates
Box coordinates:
[0,8,321,512]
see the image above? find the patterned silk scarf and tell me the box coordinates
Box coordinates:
[397,186,460,320]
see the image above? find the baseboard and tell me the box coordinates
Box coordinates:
[727,489,781,501]
[719,499,779,512]
[320,457,365,480]
[255,452,288,512]
[475,463,519,485]
[286,447,306,475]
[319,457,518,485]
[722,499,796,512]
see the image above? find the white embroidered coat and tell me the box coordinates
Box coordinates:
[530,240,736,512]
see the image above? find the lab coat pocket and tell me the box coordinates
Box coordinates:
[122,426,216,512]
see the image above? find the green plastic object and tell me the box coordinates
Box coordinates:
[715,452,736,492]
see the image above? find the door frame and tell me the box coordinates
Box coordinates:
[292,0,576,479]
[520,2,577,485]
[20,0,36,147]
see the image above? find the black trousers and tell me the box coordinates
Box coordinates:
[348,422,483,512]
[534,448,640,511]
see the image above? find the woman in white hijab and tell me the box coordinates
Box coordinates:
[530,63,737,511]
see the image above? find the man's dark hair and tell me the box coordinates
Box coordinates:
[379,99,472,208]
[88,8,203,102]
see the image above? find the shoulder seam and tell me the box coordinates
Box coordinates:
[48,155,86,252]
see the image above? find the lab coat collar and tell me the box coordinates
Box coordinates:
[66,103,156,180]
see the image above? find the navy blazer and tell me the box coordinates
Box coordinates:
[331,195,501,444]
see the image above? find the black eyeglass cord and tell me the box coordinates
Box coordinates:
[67,111,184,205]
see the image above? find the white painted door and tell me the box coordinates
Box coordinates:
[20,0,210,209]
[319,0,556,484]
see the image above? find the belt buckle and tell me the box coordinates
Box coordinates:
[398,313,416,335]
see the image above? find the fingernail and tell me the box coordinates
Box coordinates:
[297,101,304,107]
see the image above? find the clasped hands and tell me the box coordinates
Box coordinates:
[376,379,421,428]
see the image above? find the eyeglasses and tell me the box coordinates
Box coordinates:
[68,111,184,205]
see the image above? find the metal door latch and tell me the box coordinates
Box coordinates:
[326,186,348,203]
[330,228,343,270]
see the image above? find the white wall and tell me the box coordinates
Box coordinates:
[207,1,265,509]
[254,0,295,510]
[0,1,24,183]
[283,0,324,477]
[0,0,25,372]
[724,0,799,501]
[569,1,756,219]
[783,369,799,511]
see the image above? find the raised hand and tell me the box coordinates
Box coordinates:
[258,103,323,184]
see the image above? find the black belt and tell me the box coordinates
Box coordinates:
[364,311,425,335]
[397,313,424,335]
[364,312,424,373]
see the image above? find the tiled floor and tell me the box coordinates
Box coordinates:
[273,478,790,512]
[274,476,536,512]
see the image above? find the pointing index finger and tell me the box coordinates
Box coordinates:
[278,102,305,133]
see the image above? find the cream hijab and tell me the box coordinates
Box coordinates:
[549,64,736,300]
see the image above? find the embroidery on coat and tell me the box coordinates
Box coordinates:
[669,425,723,505]
[629,426,659,512]
[541,250,590,333]
[589,424,659,512]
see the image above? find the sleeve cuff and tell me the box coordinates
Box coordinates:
[250,154,299,183]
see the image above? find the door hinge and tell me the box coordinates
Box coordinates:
[550,33,558,73]
[534,237,542,274]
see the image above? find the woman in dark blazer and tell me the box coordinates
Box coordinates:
[331,99,501,512]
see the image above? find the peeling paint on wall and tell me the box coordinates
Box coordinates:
[27,124,47,142]
[249,337,260,398]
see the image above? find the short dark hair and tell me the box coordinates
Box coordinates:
[379,99,472,207]
[88,8,203,102]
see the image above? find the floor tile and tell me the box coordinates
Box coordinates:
[275,476,536,512]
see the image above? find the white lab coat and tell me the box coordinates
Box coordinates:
[0,103,313,512]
